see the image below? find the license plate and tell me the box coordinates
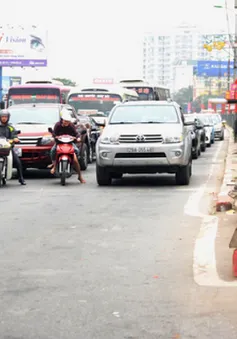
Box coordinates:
[127,147,153,153]
[15,148,22,157]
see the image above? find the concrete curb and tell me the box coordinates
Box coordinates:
[216,126,235,212]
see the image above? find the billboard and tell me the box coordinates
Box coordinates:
[0,26,47,67]
[196,61,234,77]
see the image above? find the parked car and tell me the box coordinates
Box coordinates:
[96,100,193,186]
[8,103,89,171]
[196,114,215,147]
[206,113,224,140]
[184,114,204,158]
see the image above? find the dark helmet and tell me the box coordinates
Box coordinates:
[0,109,11,122]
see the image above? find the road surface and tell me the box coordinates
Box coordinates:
[0,137,236,339]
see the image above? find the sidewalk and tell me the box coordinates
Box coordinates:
[216,127,237,212]
[215,126,237,277]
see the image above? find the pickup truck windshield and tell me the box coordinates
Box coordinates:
[110,105,179,124]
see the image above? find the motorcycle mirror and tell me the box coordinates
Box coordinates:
[48,127,53,133]
[80,129,87,135]
[16,130,21,134]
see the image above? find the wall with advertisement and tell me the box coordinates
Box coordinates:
[0,25,47,67]
[195,61,234,77]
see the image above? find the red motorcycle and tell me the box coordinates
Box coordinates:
[48,128,86,186]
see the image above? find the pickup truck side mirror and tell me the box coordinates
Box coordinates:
[184,120,194,126]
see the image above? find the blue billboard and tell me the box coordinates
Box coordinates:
[196,61,234,77]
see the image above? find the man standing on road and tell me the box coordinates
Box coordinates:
[0,110,26,185]
[234,117,237,143]
[50,108,86,184]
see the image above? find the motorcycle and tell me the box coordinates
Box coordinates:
[48,128,87,186]
[0,137,13,187]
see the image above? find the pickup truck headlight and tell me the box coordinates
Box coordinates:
[163,135,183,143]
[40,136,54,145]
[100,136,120,144]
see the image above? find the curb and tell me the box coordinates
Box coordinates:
[216,126,235,212]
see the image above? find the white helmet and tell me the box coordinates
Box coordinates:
[60,108,72,122]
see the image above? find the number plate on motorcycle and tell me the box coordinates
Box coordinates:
[15,148,22,157]
[127,147,153,153]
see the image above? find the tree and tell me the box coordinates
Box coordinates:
[53,78,76,86]
[173,86,193,109]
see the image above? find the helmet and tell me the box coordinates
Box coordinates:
[0,109,10,122]
[60,108,72,122]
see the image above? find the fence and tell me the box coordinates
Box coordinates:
[222,113,236,129]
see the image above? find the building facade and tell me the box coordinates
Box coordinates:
[143,23,234,94]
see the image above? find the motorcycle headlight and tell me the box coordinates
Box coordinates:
[40,136,54,145]
[100,135,120,144]
[163,135,183,144]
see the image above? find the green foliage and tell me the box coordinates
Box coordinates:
[53,78,76,86]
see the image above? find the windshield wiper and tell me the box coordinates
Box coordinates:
[16,122,46,125]
[141,121,167,124]
[110,122,136,124]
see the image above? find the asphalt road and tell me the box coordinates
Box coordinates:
[0,137,236,339]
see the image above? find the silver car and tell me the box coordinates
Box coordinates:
[96,101,193,186]
[206,113,224,140]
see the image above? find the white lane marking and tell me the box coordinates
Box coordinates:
[184,140,237,285]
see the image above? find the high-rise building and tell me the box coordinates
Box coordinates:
[143,23,234,93]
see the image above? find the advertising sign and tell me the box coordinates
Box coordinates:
[93,78,114,84]
[196,61,233,77]
[0,26,47,67]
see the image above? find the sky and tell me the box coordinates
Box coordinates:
[1,0,236,84]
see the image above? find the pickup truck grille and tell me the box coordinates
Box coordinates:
[18,136,43,146]
[119,134,163,143]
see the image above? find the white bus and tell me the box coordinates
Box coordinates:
[119,79,171,101]
[67,85,139,116]
[25,79,64,86]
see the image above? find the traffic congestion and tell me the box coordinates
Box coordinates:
[0,79,226,187]
[0,79,231,339]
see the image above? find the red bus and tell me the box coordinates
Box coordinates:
[3,83,72,108]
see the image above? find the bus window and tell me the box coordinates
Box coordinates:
[7,87,61,107]
[68,93,122,114]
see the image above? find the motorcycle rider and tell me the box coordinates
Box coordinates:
[0,110,26,185]
[50,108,86,183]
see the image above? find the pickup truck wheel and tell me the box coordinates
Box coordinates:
[201,142,206,152]
[79,144,88,171]
[88,144,93,163]
[176,160,191,186]
[192,148,198,159]
[96,164,112,186]
[111,173,123,179]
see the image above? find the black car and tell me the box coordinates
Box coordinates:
[184,114,206,159]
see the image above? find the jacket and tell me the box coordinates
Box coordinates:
[53,121,80,139]
[0,123,17,140]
